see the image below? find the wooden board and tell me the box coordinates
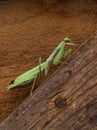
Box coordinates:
[0,32,97,129]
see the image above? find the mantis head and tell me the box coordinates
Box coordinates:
[64,37,76,46]
[64,37,71,43]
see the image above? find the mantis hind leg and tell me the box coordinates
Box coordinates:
[30,76,37,96]
[45,60,51,75]
[30,57,42,96]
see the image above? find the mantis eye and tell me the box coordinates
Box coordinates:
[64,37,71,43]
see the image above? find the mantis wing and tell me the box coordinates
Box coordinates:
[8,62,46,90]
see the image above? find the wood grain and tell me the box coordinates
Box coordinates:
[0,31,97,129]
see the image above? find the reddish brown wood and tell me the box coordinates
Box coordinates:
[0,32,97,130]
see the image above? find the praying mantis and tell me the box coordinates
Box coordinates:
[8,37,75,95]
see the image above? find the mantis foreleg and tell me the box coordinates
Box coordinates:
[64,48,72,58]
[53,42,65,65]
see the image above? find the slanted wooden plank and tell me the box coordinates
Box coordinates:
[0,32,97,130]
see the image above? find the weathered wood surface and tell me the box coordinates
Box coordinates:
[0,32,97,129]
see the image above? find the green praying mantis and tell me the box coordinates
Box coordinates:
[8,37,75,95]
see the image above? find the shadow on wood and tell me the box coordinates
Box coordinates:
[0,32,97,129]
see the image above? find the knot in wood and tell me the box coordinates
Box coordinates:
[55,97,66,108]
